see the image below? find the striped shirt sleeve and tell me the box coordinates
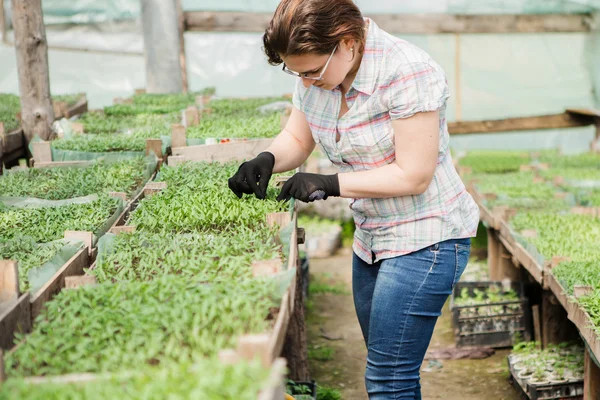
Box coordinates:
[388,62,450,120]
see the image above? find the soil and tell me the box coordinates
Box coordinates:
[306,247,520,400]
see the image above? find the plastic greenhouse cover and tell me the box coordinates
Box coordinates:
[27,239,85,294]
[0,194,125,246]
[22,0,598,20]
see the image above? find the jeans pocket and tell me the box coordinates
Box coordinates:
[452,244,471,289]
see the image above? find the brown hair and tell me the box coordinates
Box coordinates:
[263,0,366,66]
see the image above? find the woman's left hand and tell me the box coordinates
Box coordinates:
[277,172,340,202]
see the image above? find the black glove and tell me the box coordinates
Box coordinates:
[228,152,275,199]
[276,172,340,203]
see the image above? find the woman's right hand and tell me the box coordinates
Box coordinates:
[227,152,275,199]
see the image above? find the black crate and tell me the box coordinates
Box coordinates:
[449,281,532,348]
[528,381,584,400]
[508,357,583,400]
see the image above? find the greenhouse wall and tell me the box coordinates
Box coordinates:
[0,1,598,152]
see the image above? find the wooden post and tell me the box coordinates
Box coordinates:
[584,348,600,400]
[281,254,310,381]
[140,0,184,93]
[541,290,579,348]
[531,305,542,345]
[175,0,188,92]
[0,0,6,44]
[496,241,520,281]
[487,229,500,279]
[11,0,55,143]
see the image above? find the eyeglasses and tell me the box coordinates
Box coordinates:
[282,45,338,81]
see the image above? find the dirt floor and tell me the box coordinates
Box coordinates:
[306,247,520,400]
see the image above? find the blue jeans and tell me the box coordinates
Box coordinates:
[352,238,471,399]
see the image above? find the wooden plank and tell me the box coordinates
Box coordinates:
[182,106,199,127]
[1,128,24,154]
[0,293,31,351]
[257,358,287,400]
[143,182,167,198]
[171,138,274,162]
[544,270,570,311]
[63,96,88,119]
[109,185,147,229]
[32,141,52,163]
[29,248,89,320]
[33,161,93,169]
[252,259,283,277]
[266,212,292,229]
[64,275,97,289]
[237,333,271,368]
[448,112,595,135]
[584,348,600,400]
[175,0,188,92]
[511,242,543,284]
[108,192,127,202]
[0,260,19,303]
[109,226,136,235]
[567,302,600,370]
[171,123,187,149]
[268,289,291,362]
[566,108,600,119]
[145,138,163,159]
[64,231,93,255]
[184,12,592,34]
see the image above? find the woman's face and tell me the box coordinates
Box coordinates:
[282,43,355,90]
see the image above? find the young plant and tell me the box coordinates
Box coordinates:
[0,157,153,200]
[0,196,119,243]
[6,276,281,377]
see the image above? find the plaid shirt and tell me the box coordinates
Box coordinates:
[293,18,479,264]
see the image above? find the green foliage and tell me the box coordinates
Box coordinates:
[0,93,21,132]
[578,291,600,335]
[308,345,335,361]
[316,386,342,400]
[185,97,289,140]
[0,237,67,292]
[52,134,147,152]
[94,227,281,283]
[129,162,287,233]
[78,111,180,134]
[538,151,600,169]
[0,196,119,243]
[0,158,151,199]
[298,215,341,235]
[5,276,279,377]
[52,93,84,107]
[186,113,281,140]
[454,285,519,306]
[510,211,600,262]
[309,274,348,295]
[459,150,531,174]
[473,172,552,199]
[553,260,600,295]
[0,359,270,400]
[542,167,600,182]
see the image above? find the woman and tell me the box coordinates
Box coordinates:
[228,0,479,398]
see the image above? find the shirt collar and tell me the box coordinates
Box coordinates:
[350,18,383,96]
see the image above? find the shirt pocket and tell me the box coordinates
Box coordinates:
[343,114,395,169]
